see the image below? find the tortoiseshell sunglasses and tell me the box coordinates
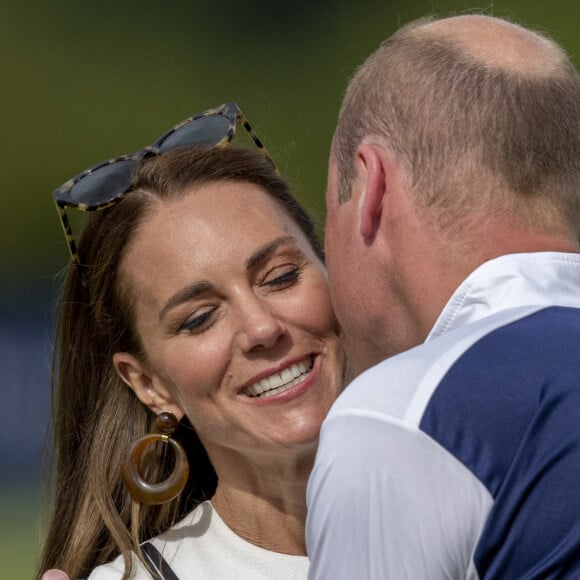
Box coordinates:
[52,102,275,269]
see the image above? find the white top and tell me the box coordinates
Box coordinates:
[306,252,580,579]
[89,501,309,579]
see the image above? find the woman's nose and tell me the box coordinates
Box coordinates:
[236,298,285,352]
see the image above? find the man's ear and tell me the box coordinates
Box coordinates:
[113,352,184,420]
[356,143,386,241]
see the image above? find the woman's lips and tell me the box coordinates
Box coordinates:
[241,355,315,399]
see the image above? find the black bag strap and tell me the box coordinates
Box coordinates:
[141,542,180,580]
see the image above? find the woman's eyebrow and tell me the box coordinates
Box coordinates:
[159,280,213,320]
[245,235,296,270]
[159,236,298,320]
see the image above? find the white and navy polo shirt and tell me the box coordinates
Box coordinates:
[307,252,580,579]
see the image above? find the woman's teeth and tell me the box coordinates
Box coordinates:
[244,357,313,398]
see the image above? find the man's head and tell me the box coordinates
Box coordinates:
[325,15,580,375]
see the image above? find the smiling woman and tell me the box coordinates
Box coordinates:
[38,137,344,580]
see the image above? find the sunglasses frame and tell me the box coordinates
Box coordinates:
[52,102,275,270]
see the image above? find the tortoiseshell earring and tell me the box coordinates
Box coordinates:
[121,412,189,505]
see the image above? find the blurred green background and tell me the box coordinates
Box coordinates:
[1,1,578,578]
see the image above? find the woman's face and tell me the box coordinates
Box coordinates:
[117,180,343,462]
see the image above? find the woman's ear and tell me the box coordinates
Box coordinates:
[356,143,386,241]
[113,352,185,420]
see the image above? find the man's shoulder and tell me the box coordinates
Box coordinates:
[327,305,580,426]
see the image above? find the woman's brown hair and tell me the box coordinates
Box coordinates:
[38,146,323,579]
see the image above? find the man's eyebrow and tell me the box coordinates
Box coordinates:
[159,280,213,320]
[245,235,296,270]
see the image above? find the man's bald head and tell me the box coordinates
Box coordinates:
[418,15,565,75]
[332,14,580,236]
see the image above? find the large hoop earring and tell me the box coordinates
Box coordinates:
[121,412,189,505]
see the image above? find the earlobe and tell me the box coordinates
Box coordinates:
[113,352,184,420]
[356,143,386,241]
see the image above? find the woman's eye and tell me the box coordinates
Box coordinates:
[179,307,216,333]
[263,266,301,289]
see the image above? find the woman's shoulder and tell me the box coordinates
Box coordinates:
[86,547,152,580]
[89,501,309,579]
[87,502,211,579]
[86,555,132,579]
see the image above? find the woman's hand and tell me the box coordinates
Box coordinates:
[42,570,70,580]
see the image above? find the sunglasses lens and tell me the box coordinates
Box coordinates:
[159,115,231,151]
[69,159,136,206]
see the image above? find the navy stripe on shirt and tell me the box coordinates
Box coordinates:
[420,307,580,578]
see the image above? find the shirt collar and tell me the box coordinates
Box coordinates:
[427,252,580,341]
